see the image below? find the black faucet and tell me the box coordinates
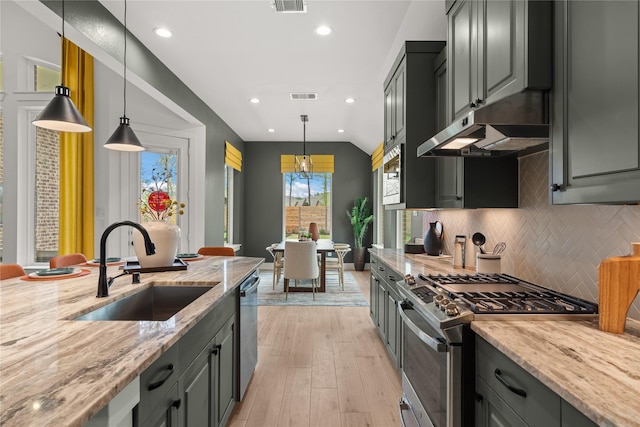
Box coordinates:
[97,221,155,298]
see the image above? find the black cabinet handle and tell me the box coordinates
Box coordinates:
[475,392,484,402]
[147,364,174,391]
[494,369,527,397]
[550,183,562,192]
[456,196,462,201]
[172,399,181,409]
[470,101,477,108]
[212,344,222,356]
[389,275,396,282]
[475,98,483,105]
[379,266,385,272]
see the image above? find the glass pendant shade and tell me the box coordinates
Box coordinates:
[104,116,144,151]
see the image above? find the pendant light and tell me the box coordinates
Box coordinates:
[295,114,313,179]
[104,0,144,151]
[32,0,92,133]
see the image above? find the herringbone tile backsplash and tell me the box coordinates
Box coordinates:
[422,151,640,320]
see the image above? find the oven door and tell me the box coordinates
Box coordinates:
[399,301,461,427]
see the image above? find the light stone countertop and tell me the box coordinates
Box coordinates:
[370,247,640,427]
[0,256,263,427]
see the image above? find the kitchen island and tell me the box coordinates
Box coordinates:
[370,247,640,426]
[0,256,263,427]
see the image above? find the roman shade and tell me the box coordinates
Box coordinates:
[371,142,384,170]
[225,140,242,171]
[281,154,334,173]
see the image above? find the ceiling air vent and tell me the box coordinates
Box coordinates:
[271,0,307,13]
[290,92,318,101]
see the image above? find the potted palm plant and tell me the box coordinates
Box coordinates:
[346,197,374,271]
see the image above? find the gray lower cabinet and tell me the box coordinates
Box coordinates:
[137,290,238,427]
[369,255,402,369]
[551,0,640,204]
[140,383,180,427]
[475,336,596,427]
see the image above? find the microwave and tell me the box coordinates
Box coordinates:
[383,144,403,205]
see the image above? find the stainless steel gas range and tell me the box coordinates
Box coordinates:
[396,273,598,427]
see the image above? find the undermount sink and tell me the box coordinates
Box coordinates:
[75,285,215,321]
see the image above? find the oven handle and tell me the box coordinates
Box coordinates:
[398,302,448,353]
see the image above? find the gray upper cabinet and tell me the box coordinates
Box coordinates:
[550,0,640,204]
[383,41,445,210]
[434,48,519,209]
[384,60,406,150]
[447,0,552,121]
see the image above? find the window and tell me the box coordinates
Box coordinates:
[283,172,332,239]
[224,165,233,244]
[139,150,180,224]
[34,65,59,92]
[34,127,60,262]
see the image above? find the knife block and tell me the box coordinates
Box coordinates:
[598,242,640,334]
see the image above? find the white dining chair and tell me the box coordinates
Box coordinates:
[266,243,284,289]
[283,241,319,300]
[325,243,351,290]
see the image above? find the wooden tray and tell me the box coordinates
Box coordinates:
[123,258,188,274]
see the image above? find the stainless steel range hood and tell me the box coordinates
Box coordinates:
[418,92,549,157]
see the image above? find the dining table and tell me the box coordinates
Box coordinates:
[272,239,335,293]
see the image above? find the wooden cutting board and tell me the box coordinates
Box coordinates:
[599,243,640,334]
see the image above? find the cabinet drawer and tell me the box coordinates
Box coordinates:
[476,337,560,426]
[138,343,180,423]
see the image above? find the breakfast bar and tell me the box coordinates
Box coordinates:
[0,256,263,427]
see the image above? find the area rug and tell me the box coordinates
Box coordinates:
[257,270,369,307]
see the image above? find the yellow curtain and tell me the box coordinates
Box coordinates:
[58,38,95,258]
[225,141,242,171]
[281,154,334,173]
[371,141,384,171]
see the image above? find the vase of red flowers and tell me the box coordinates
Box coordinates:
[133,165,186,268]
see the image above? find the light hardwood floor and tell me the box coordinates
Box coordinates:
[228,270,403,427]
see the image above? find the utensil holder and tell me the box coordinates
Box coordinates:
[476,254,501,274]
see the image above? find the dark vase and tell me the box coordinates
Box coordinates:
[309,222,319,241]
[353,247,366,271]
[424,221,443,256]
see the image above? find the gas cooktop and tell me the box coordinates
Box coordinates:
[397,273,598,330]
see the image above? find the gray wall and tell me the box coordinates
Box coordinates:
[41,0,244,247]
[243,141,373,261]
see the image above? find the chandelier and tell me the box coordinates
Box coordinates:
[295,114,313,179]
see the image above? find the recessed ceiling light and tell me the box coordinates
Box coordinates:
[153,27,172,38]
[315,25,332,36]
[268,128,275,133]
[249,98,260,104]
[337,129,345,133]
[345,97,355,104]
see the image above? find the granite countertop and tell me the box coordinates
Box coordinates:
[370,247,640,426]
[0,256,263,427]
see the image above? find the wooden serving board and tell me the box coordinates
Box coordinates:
[598,243,640,334]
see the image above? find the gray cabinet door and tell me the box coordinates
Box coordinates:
[384,84,394,148]
[140,383,180,427]
[551,0,640,204]
[180,347,211,427]
[377,280,386,336]
[481,0,522,103]
[213,318,236,427]
[476,378,529,427]
[393,62,406,144]
[385,287,401,368]
[369,272,378,322]
[561,399,597,427]
[436,157,464,208]
[448,0,476,120]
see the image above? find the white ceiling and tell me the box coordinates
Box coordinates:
[99,0,447,154]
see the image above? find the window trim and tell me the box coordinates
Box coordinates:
[224,164,234,244]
